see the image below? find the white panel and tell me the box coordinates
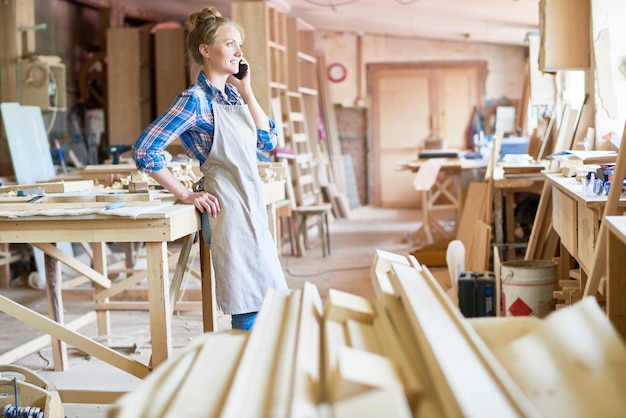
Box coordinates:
[1,102,55,184]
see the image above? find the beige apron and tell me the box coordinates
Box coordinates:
[201,100,287,315]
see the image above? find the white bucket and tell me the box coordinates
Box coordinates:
[501,260,557,318]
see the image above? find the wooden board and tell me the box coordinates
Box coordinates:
[0,180,94,194]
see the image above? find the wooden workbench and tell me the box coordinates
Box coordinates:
[492,165,545,260]
[546,172,626,275]
[0,179,285,403]
[0,199,201,379]
[398,158,485,245]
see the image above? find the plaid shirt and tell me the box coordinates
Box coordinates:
[132,71,278,172]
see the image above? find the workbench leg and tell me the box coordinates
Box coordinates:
[454,172,463,233]
[44,249,68,371]
[557,242,573,283]
[145,242,172,368]
[494,188,504,259]
[199,235,217,332]
[91,243,111,336]
[504,190,516,260]
[0,243,10,288]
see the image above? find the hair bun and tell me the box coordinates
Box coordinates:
[188,7,221,29]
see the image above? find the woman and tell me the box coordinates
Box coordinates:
[132,7,288,331]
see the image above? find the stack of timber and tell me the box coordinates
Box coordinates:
[109,249,626,417]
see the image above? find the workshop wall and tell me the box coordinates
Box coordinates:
[317,30,526,108]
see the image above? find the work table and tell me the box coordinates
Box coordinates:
[545,172,626,275]
[0,179,285,403]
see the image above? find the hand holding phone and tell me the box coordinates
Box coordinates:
[233,62,248,80]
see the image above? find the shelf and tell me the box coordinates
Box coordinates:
[232,1,288,112]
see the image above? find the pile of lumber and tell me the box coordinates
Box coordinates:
[109,250,626,418]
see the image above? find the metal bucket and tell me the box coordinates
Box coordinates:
[501,260,557,318]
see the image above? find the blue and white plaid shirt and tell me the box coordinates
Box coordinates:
[132,71,278,172]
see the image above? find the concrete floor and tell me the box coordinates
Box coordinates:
[0,206,450,417]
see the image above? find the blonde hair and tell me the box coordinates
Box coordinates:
[186,7,243,66]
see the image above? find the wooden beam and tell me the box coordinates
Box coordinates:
[58,389,126,404]
[0,312,96,364]
[0,295,150,378]
[389,261,538,417]
[33,243,111,289]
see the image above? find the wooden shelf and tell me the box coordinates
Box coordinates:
[106,27,153,146]
[287,17,318,95]
[232,1,288,112]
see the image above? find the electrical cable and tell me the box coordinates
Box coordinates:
[282,252,369,278]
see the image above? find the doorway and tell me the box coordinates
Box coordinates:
[368,61,486,208]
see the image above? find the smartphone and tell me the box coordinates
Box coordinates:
[233,62,248,80]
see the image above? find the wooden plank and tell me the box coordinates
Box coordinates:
[290,282,323,416]
[44,252,67,371]
[33,243,111,288]
[345,320,383,355]
[0,180,94,194]
[146,241,172,368]
[107,27,153,145]
[58,390,126,405]
[95,243,198,302]
[95,301,200,311]
[525,181,552,260]
[0,311,95,364]
[169,233,195,312]
[219,289,298,418]
[153,27,187,115]
[324,318,347,392]
[331,346,403,402]
[389,261,538,417]
[494,245,503,316]
[370,249,410,298]
[380,292,445,417]
[492,297,626,417]
[324,288,375,324]
[371,300,424,413]
[467,220,491,272]
[161,332,247,418]
[456,182,488,249]
[91,242,111,337]
[333,387,412,418]
[0,295,150,378]
[0,200,160,212]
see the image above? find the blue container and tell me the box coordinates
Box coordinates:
[499,136,530,160]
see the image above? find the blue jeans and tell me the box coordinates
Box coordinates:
[231,312,258,331]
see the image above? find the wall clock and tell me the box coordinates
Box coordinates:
[327,62,347,83]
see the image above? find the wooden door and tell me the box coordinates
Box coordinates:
[369,61,486,208]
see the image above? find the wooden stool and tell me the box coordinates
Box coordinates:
[292,203,332,258]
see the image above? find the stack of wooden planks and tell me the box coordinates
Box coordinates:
[109,249,626,418]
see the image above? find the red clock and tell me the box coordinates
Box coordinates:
[327,62,347,83]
